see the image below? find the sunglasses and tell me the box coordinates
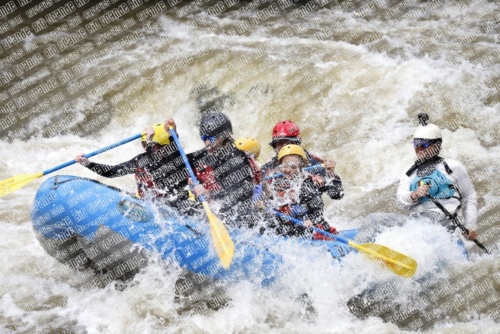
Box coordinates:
[413,139,435,149]
[201,134,218,143]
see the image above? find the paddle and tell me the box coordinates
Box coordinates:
[426,193,490,254]
[0,134,143,197]
[264,164,325,180]
[273,210,418,278]
[167,126,235,269]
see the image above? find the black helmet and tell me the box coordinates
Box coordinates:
[199,112,233,139]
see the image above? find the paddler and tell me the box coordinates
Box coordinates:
[264,144,341,238]
[397,114,478,241]
[235,137,261,159]
[261,120,325,174]
[75,122,199,214]
[261,120,342,201]
[235,137,264,202]
[169,113,262,227]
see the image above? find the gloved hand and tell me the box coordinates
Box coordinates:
[312,226,338,240]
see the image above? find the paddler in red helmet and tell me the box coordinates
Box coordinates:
[262,120,344,202]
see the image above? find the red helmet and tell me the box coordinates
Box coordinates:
[269,120,301,147]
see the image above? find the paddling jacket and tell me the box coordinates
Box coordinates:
[187,142,261,225]
[261,150,344,201]
[83,141,192,204]
[266,176,333,237]
[397,157,478,230]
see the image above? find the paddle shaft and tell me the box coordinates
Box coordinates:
[167,128,206,202]
[451,217,490,254]
[273,210,350,244]
[168,126,235,269]
[273,210,417,275]
[264,165,325,180]
[43,133,142,175]
[427,193,490,254]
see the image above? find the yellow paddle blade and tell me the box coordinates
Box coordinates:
[348,241,417,278]
[202,202,235,269]
[0,172,44,197]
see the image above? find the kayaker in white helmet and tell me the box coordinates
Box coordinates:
[397,114,478,242]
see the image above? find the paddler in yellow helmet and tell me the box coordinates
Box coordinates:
[264,144,340,239]
[75,121,197,212]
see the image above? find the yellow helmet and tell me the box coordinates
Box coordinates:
[141,123,170,146]
[235,137,261,158]
[277,144,307,163]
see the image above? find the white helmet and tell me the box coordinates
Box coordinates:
[414,123,441,140]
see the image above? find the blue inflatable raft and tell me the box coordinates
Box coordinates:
[30,176,357,287]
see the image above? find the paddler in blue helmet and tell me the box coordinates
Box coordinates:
[170,113,262,227]
[397,114,478,241]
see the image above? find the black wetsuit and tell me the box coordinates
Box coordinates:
[266,175,342,238]
[189,142,260,227]
[83,141,196,212]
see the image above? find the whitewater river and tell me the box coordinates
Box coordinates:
[0,0,499,333]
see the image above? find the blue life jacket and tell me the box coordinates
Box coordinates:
[410,168,455,203]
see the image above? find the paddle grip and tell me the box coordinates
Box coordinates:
[473,239,490,254]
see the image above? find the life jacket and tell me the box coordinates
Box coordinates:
[407,157,462,204]
[274,179,308,223]
[407,157,472,237]
[274,181,334,237]
[246,153,264,202]
[248,154,261,184]
[134,167,158,198]
[195,165,222,192]
[410,169,455,203]
[195,147,261,196]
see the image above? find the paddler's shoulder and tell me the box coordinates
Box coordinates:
[439,158,469,175]
[305,150,324,164]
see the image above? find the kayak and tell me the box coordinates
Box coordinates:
[31,175,358,288]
